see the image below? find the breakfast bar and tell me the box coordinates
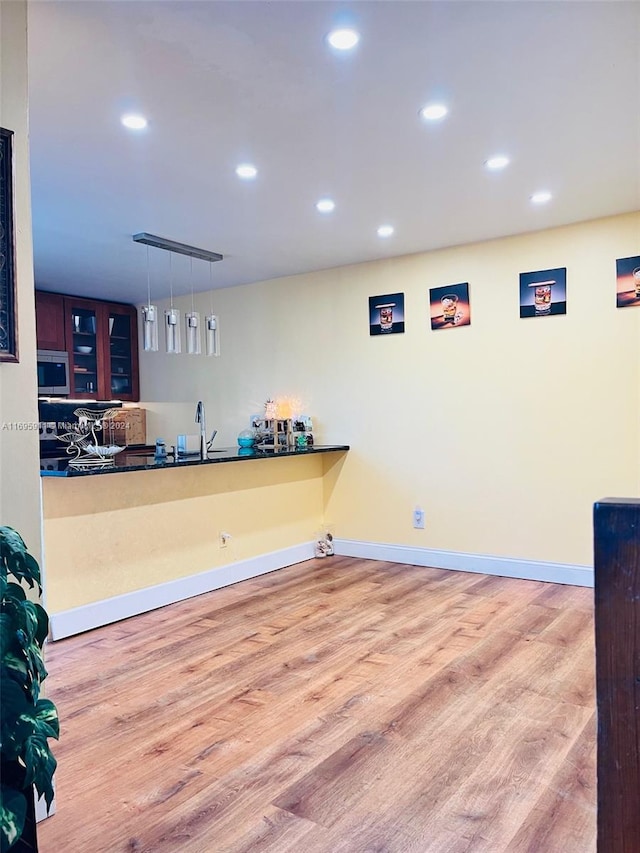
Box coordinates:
[40,443,349,476]
[41,445,349,639]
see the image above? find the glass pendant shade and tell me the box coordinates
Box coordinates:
[185,311,201,355]
[141,304,159,351]
[205,314,220,357]
[165,307,181,353]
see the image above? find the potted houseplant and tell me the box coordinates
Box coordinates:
[0,526,59,852]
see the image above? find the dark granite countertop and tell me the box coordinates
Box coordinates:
[40,444,350,477]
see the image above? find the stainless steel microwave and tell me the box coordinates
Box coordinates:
[37,350,70,396]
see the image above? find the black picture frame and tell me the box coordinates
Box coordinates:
[0,127,18,363]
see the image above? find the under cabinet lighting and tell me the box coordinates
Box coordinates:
[141,305,159,352]
[165,308,181,354]
[185,312,201,355]
[205,314,220,357]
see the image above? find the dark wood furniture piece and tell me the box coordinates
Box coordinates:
[35,290,66,351]
[35,291,139,401]
[594,497,640,853]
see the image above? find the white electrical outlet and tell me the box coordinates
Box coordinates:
[413,507,425,529]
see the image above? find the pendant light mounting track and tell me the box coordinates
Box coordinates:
[133,233,223,264]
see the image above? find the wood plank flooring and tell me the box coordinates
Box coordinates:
[38,558,596,853]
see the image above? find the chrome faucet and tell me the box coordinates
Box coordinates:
[195,401,217,457]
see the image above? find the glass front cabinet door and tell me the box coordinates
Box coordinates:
[108,304,138,399]
[64,297,139,401]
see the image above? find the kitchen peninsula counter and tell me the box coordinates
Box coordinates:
[41,444,349,639]
[40,444,349,477]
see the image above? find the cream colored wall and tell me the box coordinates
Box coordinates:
[42,454,336,612]
[140,212,640,568]
[0,0,42,562]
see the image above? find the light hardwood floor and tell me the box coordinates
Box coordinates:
[38,558,596,853]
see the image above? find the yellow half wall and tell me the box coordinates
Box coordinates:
[42,454,341,614]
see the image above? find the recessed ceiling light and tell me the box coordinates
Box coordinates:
[420,103,448,122]
[530,190,552,205]
[377,225,394,238]
[235,164,258,179]
[316,198,335,213]
[327,28,360,50]
[121,114,148,130]
[485,155,510,171]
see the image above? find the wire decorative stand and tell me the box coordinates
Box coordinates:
[56,407,124,470]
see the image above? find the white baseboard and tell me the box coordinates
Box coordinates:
[49,541,315,640]
[333,539,593,588]
[49,538,593,640]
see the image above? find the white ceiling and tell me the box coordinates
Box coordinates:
[28,0,640,305]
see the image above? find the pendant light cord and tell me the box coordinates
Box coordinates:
[190,257,195,314]
[169,252,174,309]
[146,245,151,308]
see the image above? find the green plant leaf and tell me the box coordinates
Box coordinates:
[0,615,14,658]
[0,785,26,853]
[32,603,49,649]
[34,699,60,741]
[24,732,57,803]
[16,601,39,646]
[1,654,32,697]
[0,676,32,760]
[0,526,42,593]
[19,645,46,702]
[2,582,26,605]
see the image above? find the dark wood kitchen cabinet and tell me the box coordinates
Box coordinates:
[35,291,66,351]
[64,296,139,401]
[36,291,139,401]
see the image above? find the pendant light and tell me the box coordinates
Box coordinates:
[165,252,181,353]
[141,245,159,351]
[185,257,201,355]
[205,260,220,357]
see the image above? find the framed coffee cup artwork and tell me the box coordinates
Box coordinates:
[369,292,405,335]
[616,256,640,308]
[519,268,566,318]
[429,282,470,330]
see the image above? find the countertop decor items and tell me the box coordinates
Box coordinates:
[237,429,257,448]
[56,406,123,470]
